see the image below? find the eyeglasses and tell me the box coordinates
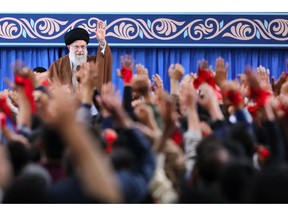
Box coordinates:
[71,45,87,50]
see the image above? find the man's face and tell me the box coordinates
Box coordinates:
[69,40,88,66]
[69,40,88,55]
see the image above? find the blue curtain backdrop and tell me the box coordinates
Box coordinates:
[1,47,288,95]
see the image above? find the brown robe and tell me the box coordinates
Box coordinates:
[48,43,113,91]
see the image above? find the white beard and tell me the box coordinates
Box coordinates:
[69,50,88,69]
[69,50,88,87]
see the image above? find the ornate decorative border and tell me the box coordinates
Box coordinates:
[0,13,287,47]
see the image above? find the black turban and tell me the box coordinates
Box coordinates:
[64,28,90,46]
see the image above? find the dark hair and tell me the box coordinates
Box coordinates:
[220,161,258,202]
[7,140,29,177]
[196,135,230,183]
[33,67,47,73]
[228,122,256,158]
[41,126,65,160]
[3,174,48,203]
[249,169,288,203]
[132,76,150,97]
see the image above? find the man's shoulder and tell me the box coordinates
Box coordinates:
[48,54,70,72]
[54,54,69,63]
[49,54,69,67]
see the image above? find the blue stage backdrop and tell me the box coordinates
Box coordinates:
[0,13,287,93]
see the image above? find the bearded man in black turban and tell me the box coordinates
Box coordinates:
[48,20,112,91]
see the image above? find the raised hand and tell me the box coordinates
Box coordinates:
[159,94,175,130]
[97,82,133,129]
[152,74,164,95]
[256,65,272,93]
[215,57,228,87]
[134,103,155,128]
[271,72,287,96]
[168,63,185,81]
[246,67,261,89]
[246,67,272,107]
[135,63,151,91]
[237,73,248,86]
[181,73,197,84]
[78,62,96,88]
[41,88,78,128]
[198,83,224,121]
[77,62,97,104]
[121,54,135,70]
[96,82,120,117]
[136,64,149,77]
[11,61,38,89]
[95,19,106,46]
[181,81,198,109]
[117,54,135,85]
[198,59,213,73]
[221,80,244,110]
[7,90,19,108]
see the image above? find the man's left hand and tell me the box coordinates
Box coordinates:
[95,19,106,46]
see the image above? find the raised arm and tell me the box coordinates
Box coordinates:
[93,20,113,90]
[43,88,122,203]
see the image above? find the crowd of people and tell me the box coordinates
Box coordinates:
[1,20,288,203]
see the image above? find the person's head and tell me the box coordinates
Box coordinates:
[219,161,258,202]
[33,67,47,73]
[227,122,256,159]
[41,125,65,161]
[33,67,48,84]
[64,28,89,67]
[7,140,29,177]
[3,174,48,203]
[195,134,231,184]
[131,75,150,99]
